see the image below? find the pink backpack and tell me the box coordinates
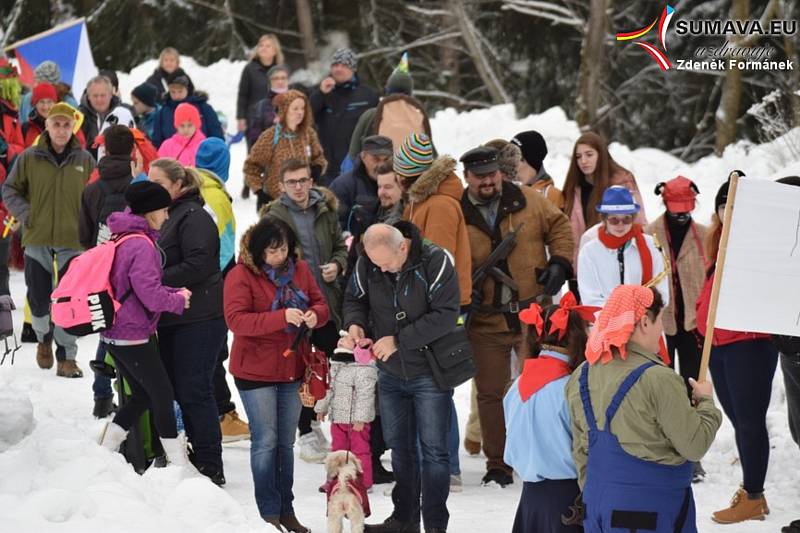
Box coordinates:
[51,234,153,336]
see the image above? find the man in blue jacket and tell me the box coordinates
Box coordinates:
[310,48,378,186]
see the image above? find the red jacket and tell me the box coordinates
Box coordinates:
[224,241,329,383]
[696,268,770,346]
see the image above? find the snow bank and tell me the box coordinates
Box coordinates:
[0,382,34,452]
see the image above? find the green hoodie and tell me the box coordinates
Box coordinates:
[2,133,95,250]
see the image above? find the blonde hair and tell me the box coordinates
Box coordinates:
[159,47,180,69]
[250,34,285,65]
[151,158,202,191]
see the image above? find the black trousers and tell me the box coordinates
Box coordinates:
[512,479,583,533]
[666,324,702,397]
[107,338,178,439]
[298,320,339,435]
[213,340,236,416]
[781,352,800,447]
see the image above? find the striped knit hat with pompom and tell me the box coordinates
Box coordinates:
[393,133,434,180]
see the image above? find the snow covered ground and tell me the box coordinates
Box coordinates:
[0,58,797,532]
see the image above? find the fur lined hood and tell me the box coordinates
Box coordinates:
[406,156,463,204]
[237,224,261,275]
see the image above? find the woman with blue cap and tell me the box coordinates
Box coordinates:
[577,185,669,310]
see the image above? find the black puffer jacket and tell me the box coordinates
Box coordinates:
[237,58,275,120]
[343,221,461,379]
[158,189,223,327]
[309,76,378,185]
[79,154,132,248]
[145,67,195,101]
[329,158,378,229]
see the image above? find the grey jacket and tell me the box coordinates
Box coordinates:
[314,361,378,424]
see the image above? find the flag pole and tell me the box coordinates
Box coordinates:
[698,171,741,382]
[2,18,85,52]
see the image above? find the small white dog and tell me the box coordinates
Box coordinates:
[324,450,370,533]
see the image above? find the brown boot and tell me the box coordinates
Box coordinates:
[280,514,309,533]
[56,360,84,378]
[36,341,54,369]
[464,437,481,456]
[712,488,769,524]
[262,516,283,531]
[220,410,251,443]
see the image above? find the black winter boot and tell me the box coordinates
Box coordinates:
[93,397,117,418]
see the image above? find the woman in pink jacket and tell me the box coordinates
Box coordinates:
[157,102,206,166]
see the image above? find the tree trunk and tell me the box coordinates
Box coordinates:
[576,0,607,132]
[714,0,750,154]
[448,0,510,104]
[440,12,461,105]
[295,0,317,64]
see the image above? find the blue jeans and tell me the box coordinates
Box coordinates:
[238,381,302,519]
[417,397,461,475]
[159,318,226,468]
[379,371,451,530]
[93,340,113,400]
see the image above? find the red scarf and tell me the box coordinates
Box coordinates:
[518,354,572,402]
[598,224,653,284]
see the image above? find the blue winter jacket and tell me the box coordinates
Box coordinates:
[151,93,224,148]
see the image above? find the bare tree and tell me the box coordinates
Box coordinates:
[575,0,607,131]
[296,0,318,64]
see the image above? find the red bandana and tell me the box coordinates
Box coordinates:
[598,224,653,284]
[518,355,572,402]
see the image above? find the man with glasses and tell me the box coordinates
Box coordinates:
[460,145,574,488]
[262,158,348,462]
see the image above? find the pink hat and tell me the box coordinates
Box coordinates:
[173,102,201,129]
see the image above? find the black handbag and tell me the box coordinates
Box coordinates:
[422,325,476,391]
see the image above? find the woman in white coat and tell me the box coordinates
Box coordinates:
[577,186,669,309]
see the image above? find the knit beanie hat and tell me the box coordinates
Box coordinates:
[510,130,548,172]
[174,102,201,129]
[103,125,135,157]
[32,83,58,105]
[331,48,357,71]
[394,133,434,180]
[195,138,231,182]
[125,181,173,215]
[34,60,60,84]
[385,52,413,95]
[715,170,744,211]
[131,82,158,108]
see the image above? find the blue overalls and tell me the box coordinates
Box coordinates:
[579,363,695,533]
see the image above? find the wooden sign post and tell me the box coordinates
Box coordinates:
[698,171,741,382]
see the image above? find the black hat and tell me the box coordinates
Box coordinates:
[510,130,548,171]
[103,125,134,157]
[131,82,158,108]
[125,181,172,215]
[362,135,393,156]
[460,146,499,175]
[168,75,190,88]
[715,170,746,211]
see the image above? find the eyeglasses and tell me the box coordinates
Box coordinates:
[606,215,634,226]
[284,177,311,188]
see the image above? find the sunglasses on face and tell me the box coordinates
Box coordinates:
[606,215,634,226]
[284,177,311,188]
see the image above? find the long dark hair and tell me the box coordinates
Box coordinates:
[248,217,298,269]
[563,131,630,226]
[526,303,590,368]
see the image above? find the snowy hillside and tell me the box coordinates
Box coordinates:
[0,58,797,532]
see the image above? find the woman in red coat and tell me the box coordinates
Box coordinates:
[224,216,329,533]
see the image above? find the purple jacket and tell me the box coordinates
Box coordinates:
[103,210,186,341]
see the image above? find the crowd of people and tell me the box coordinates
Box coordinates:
[0,33,798,533]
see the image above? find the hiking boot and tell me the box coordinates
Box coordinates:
[263,516,284,531]
[481,469,513,488]
[712,488,769,524]
[373,458,395,484]
[21,322,37,343]
[36,341,54,369]
[692,461,706,483]
[93,397,117,418]
[298,432,326,463]
[449,474,463,493]
[364,515,421,533]
[195,462,226,486]
[782,519,800,533]
[220,410,250,443]
[57,360,83,378]
[279,514,309,533]
[463,437,481,456]
[310,420,331,451]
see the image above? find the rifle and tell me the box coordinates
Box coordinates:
[470,222,525,312]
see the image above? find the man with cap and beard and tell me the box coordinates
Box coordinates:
[460,145,573,487]
[510,130,564,209]
[310,48,379,185]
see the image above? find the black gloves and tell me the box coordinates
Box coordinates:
[537,258,571,296]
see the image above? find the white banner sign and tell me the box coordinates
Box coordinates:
[716,178,800,336]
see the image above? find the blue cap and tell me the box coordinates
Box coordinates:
[596,186,640,215]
